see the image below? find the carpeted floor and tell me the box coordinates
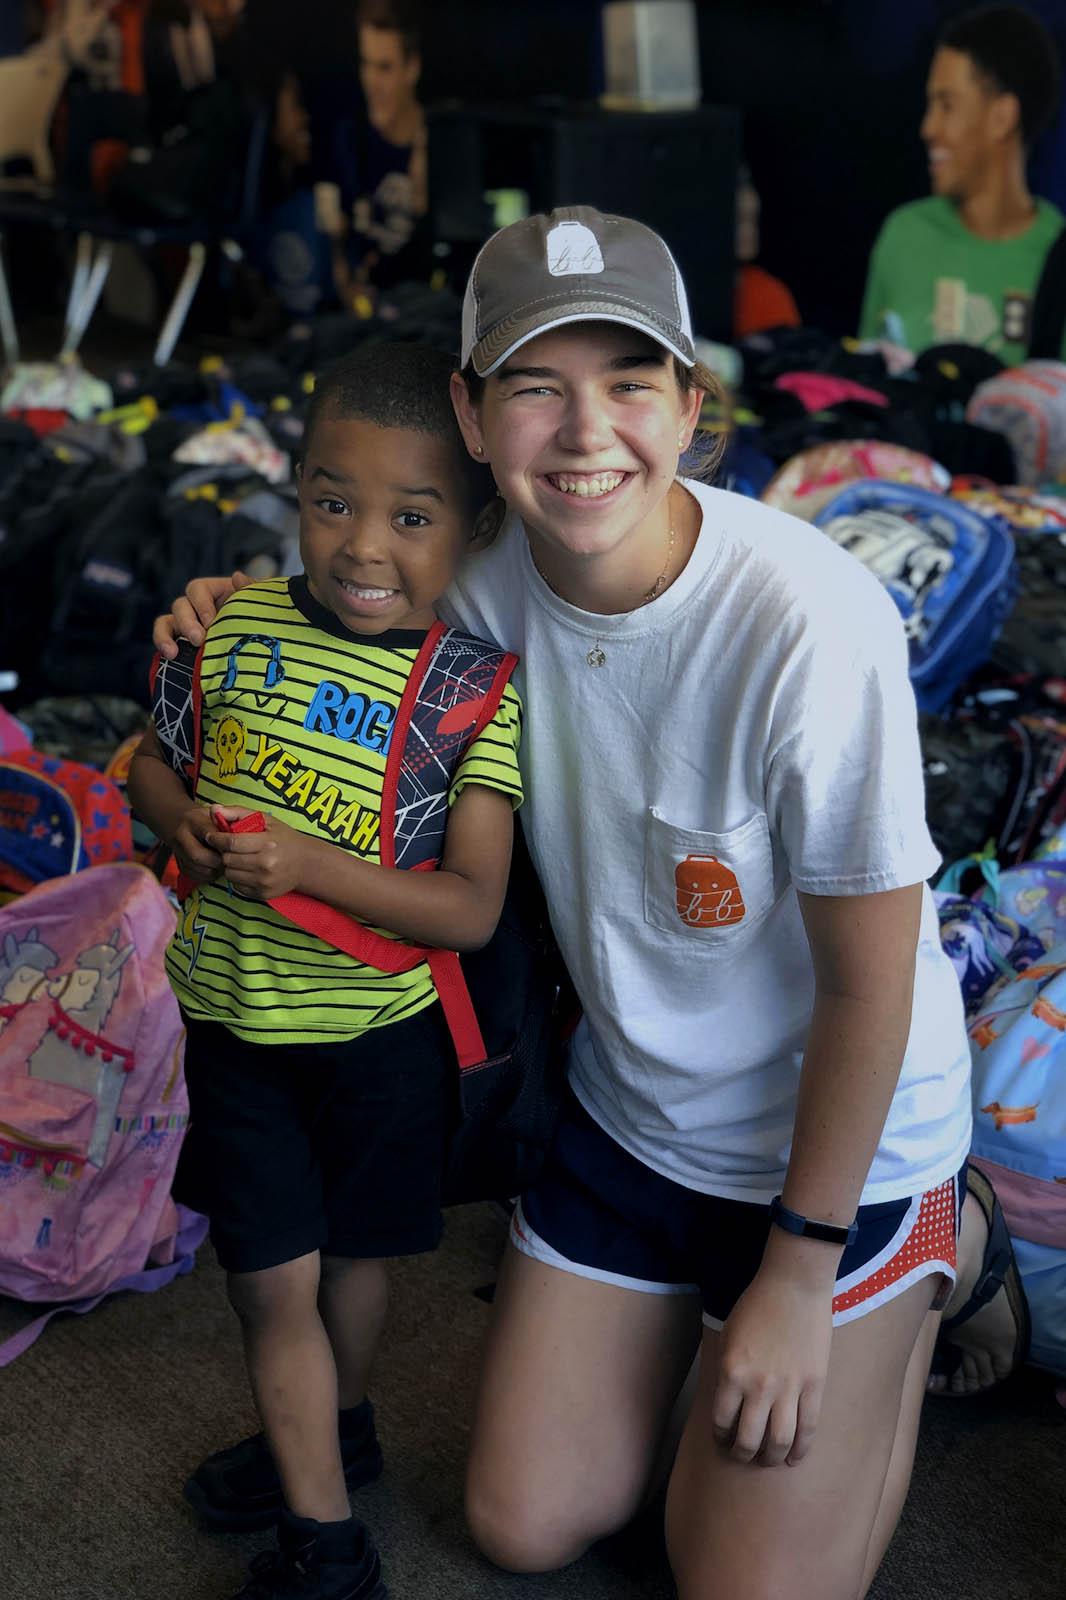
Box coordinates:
[1,1201,1063,1600]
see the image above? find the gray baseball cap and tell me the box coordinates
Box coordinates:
[460,205,696,377]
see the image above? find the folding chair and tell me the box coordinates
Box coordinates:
[0,50,69,366]
[57,105,270,366]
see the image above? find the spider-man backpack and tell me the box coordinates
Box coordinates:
[151,624,567,1206]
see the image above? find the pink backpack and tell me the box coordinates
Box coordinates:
[965,360,1066,485]
[0,862,206,1362]
[760,440,951,521]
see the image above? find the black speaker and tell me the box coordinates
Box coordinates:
[427,102,740,343]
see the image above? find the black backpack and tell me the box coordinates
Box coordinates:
[0,444,121,705]
[925,672,1066,883]
[36,474,285,705]
[989,529,1066,680]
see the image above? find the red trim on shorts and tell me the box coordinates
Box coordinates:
[832,1174,958,1320]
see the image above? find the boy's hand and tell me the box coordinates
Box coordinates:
[152,571,251,658]
[172,806,225,884]
[207,807,311,900]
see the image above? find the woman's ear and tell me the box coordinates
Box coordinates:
[468,496,506,551]
[450,370,486,461]
[677,383,704,455]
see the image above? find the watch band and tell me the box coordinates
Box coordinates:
[769,1195,858,1248]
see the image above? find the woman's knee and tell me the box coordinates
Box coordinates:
[464,1482,585,1574]
[464,1469,632,1575]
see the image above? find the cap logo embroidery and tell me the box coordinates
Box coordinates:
[546,221,604,277]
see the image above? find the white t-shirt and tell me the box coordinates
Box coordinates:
[442,480,972,1204]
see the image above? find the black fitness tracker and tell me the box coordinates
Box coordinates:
[769,1195,858,1248]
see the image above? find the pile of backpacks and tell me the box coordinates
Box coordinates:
[0,695,207,1363]
[0,281,464,710]
[0,390,277,1360]
[718,326,1066,1390]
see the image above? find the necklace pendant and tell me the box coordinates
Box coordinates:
[587,644,607,668]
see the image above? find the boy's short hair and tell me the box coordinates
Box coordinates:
[356,0,421,56]
[303,342,495,518]
[939,4,1063,147]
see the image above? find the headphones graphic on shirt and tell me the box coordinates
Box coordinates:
[220,635,286,693]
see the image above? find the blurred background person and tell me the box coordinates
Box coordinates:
[859,3,1064,361]
[734,164,802,339]
[322,0,430,307]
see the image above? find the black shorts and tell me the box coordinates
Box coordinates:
[177,1003,454,1274]
[514,1088,963,1328]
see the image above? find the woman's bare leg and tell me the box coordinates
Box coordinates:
[665,1277,940,1600]
[465,1242,703,1572]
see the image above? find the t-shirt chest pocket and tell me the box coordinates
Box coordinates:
[643,807,776,949]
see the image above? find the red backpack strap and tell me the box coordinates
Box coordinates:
[464,649,520,747]
[378,621,447,869]
[211,826,492,1068]
[270,891,426,973]
[389,628,519,870]
[211,810,426,973]
[425,948,488,1071]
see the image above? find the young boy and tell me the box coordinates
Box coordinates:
[127,342,522,1600]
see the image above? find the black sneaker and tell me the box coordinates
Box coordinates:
[186,1400,384,1532]
[230,1511,387,1599]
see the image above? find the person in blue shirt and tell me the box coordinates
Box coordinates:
[324,0,429,305]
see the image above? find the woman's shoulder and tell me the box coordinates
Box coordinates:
[689,478,870,574]
[688,481,905,649]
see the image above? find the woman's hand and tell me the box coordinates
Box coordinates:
[710,1244,836,1469]
[207,808,311,900]
[172,806,224,884]
[152,571,250,659]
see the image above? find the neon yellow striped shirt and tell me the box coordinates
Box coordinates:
[165,578,523,1044]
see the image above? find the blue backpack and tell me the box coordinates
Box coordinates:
[813,479,1018,712]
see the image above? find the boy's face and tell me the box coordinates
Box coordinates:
[921,47,1012,201]
[298,413,473,636]
[274,73,311,168]
[358,24,420,136]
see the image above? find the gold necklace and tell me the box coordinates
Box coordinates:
[530,527,676,668]
[583,525,676,669]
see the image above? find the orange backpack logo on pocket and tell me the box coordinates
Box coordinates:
[675,855,746,928]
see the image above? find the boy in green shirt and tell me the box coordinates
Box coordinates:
[860,4,1064,364]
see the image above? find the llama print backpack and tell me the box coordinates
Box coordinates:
[0,862,206,1363]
